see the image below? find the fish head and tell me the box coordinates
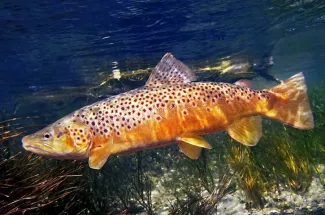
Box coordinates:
[22,117,92,160]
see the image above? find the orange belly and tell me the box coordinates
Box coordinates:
[108,99,232,155]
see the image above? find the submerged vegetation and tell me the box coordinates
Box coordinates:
[1,80,325,214]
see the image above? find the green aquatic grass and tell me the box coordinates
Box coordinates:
[163,145,235,215]
[227,140,267,209]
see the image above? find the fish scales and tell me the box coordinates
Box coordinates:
[72,83,269,149]
[22,53,314,169]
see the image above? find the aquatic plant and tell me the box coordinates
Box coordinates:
[130,152,154,215]
[0,150,158,214]
[223,120,317,209]
[167,160,235,215]
[0,153,86,214]
[159,133,235,214]
[227,140,267,209]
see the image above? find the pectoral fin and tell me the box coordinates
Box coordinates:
[226,116,262,146]
[177,135,212,159]
[89,143,111,169]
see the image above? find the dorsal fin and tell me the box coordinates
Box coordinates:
[145,53,197,87]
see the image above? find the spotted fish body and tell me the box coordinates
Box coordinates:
[22,53,314,169]
[77,83,267,150]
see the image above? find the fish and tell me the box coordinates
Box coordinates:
[22,53,314,169]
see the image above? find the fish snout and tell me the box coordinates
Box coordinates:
[22,135,47,155]
[22,135,37,150]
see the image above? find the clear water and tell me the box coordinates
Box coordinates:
[1,0,325,214]
[2,0,325,105]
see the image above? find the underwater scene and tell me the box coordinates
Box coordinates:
[1,0,325,214]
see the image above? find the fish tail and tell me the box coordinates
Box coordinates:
[265,72,314,129]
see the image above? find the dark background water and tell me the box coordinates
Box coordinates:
[1,0,325,108]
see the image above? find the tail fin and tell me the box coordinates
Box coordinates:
[266,72,314,129]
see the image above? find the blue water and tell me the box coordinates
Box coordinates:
[2,0,325,109]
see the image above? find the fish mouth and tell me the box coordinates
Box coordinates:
[22,135,36,150]
[22,135,52,155]
[22,143,48,155]
[22,142,63,159]
[22,135,87,160]
[22,141,42,152]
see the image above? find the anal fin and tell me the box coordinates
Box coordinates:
[226,116,262,146]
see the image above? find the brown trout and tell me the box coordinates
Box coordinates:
[22,53,314,169]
